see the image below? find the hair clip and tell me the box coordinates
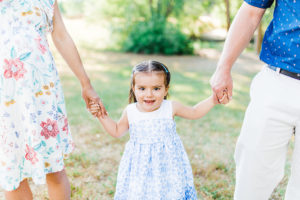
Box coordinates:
[161,64,169,73]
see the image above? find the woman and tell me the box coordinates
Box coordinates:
[0,0,105,199]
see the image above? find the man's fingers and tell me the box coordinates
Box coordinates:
[216,90,225,103]
[215,88,232,104]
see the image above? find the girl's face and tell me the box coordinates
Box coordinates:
[133,72,168,112]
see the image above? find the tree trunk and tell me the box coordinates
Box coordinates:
[149,0,154,18]
[225,0,230,30]
[165,0,174,18]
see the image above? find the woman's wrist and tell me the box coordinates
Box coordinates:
[80,77,91,89]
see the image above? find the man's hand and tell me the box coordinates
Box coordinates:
[210,68,233,104]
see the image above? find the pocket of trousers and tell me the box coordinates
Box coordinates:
[249,70,263,100]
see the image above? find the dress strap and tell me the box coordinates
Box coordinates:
[160,100,173,119]
[126,103,137,124]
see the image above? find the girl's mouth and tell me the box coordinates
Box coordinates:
[144,100,155,104]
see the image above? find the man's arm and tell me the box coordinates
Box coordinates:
[210,2,266,103]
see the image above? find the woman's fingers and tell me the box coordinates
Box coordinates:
[89,99,107,118]
[98,100,107,117]
[88,100,100,117]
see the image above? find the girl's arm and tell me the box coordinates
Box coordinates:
[173,95,216,120]
[97,109,129,138]
[51,1,106,116]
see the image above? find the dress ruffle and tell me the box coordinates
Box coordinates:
[40,0,55,32]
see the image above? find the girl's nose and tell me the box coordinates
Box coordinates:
[146,89,153,97]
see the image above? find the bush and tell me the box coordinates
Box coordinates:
[123,17,193,55]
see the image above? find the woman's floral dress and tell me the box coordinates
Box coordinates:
[0,0,74,191]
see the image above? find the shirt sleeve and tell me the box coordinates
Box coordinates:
[244,0,274,8]
[42,0,55,32]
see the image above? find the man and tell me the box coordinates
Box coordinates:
[210,0,300,199]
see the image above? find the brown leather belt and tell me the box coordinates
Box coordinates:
[268,65,300,80]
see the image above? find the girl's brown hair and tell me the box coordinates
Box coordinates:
[129,60,171,103]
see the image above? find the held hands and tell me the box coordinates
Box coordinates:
[89,102,103,118]
[210,68,233,104]
[81,85,107,118]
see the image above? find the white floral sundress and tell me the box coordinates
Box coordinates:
[115,100,197,200]
[0,0,74,191]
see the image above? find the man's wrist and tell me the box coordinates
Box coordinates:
[216,64,232,74]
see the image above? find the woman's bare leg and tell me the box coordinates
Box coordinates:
[5,179,33,200]
[46,169,71,200]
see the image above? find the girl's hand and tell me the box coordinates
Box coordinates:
[81,85,106,118]
[213,89,229,105]
[89,102,101,116]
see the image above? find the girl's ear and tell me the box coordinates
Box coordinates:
[164,86,169,97]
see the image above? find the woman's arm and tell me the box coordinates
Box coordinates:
[173,95,216,120]
[98,109,129,138]
[51,1,106,116]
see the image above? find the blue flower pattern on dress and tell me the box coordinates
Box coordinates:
[114,101,197,200]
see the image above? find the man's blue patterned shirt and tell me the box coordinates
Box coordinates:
[245,0,300,73]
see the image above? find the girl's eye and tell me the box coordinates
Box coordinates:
[139,87,145,91]
[154,87,160,91]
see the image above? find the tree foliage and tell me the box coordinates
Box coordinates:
[94,0,192,54]
[59,0,275,54]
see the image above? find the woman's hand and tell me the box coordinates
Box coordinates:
[81,84,106,118]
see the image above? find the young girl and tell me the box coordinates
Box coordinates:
[91,60,218,199]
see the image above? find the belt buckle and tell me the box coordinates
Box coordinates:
[275,67,280,74]
[267,65,279,73]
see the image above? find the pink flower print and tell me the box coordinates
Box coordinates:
[3,58,27,80]
[62,118,69,134]
[25,144,39,164]
[40,119,59,139]
[35,36,46,54]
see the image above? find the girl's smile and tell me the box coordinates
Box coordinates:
[144,100,155,104]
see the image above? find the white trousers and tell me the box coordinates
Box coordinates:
[234,66,300,200]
